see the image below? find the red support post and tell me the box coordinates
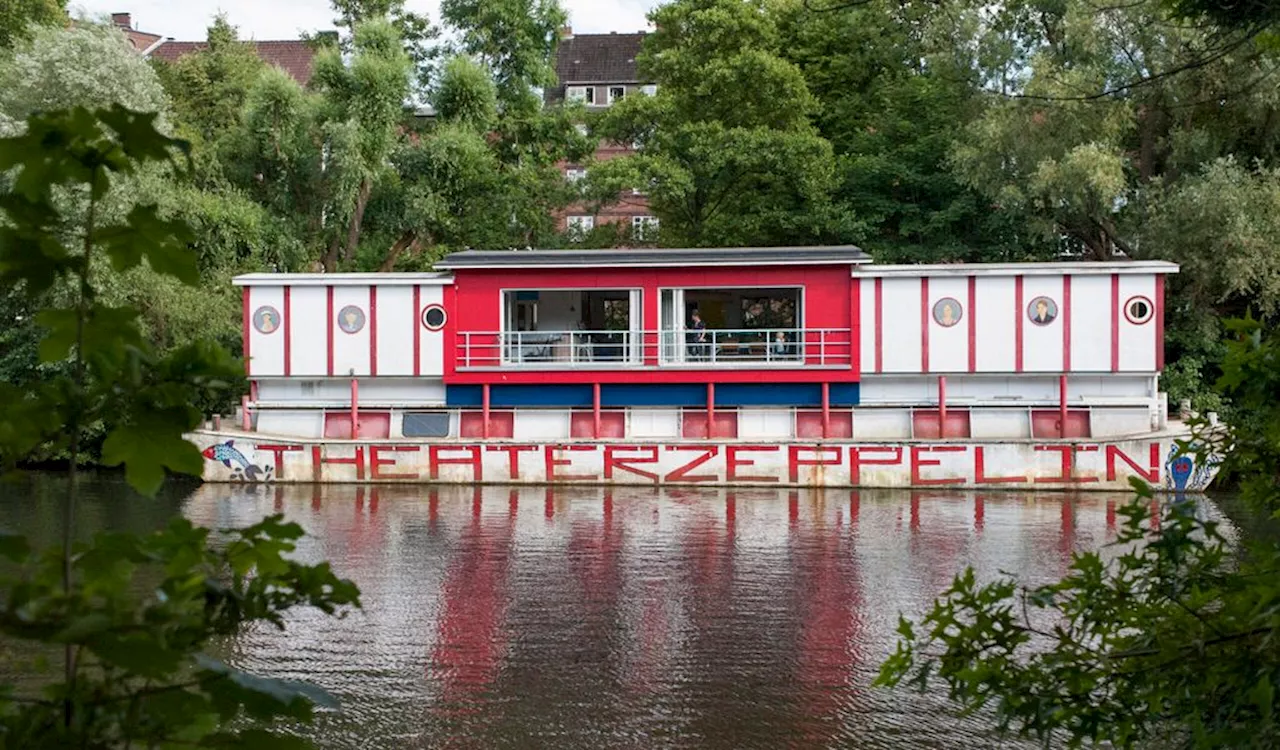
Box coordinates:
[593,382,602,438]
[1059,373,1068,439]
[482,382,491,439]
[938,375,947,436]
[350,378,360,440]
[707,382,716,438]
[821,381,831,439]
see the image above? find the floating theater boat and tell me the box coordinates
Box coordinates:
[193,246,1215,491]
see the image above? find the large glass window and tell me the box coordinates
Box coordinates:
[660,287,803,364]
[501,289,641,365]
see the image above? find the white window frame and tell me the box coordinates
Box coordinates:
[657,284,806,367]
[566,85,596,104]
[640,84,658,96]
[632,215,659,240]
[567,215,595,239]
[565,167,587,183]
[607,85,626,104]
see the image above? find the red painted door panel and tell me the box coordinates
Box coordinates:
[795,410,853,439]
[681,410,739,439]
[324,411,391,439]
[570,410,627,438]
[459,410,515,438]
[912,409,971,439]
[1031,410,1091,439]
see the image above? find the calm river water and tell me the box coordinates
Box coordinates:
[1,475,1228,749]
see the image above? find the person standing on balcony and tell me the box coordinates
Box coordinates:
[689,310,709,360]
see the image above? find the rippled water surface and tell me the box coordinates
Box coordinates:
[2,477,1181,748]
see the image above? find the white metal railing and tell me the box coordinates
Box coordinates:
[456,328,852,369]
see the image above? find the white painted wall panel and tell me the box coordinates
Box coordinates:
[1092,408,1153,437]
[256,378,446,405]
[376,286,415,376]
[927,276,968,373]
[514,410,570,439]
[859,278,876,373]
[1070,275,1111,371]
[247,286,284,377]
[332,286,371,377]
[1118,275,1157,371]
[629,409,679,438]
[290,287,328,376]
[859,376,932,405]
[880,277,922,373]
[974,277,1015,372]
[851,409,911,439]
[970,409,1030,439]
[257,410,323,439]
[739,408,792,439]
[1021,275,1063,372]
[419,285,446,377]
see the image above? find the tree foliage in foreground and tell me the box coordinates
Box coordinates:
[0,107,360,747]
[878,318,1280,748]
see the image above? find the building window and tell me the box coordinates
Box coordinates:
[566,85,595,104]
[403,411,450,438]
[567,215,594,240]
[632,215,659,240]
[640,84,658,96]
[608,86,626,104]
[565,167,587,183]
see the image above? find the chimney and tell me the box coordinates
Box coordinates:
[111,12,132,29]
[559,25,573,40]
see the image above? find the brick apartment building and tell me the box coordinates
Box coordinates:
[109,12,317,85]
[545,28,659,242]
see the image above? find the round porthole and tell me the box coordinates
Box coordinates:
[1125,296,1154,325]
[336,305,365,334]
[252,305,280,334]
[421,304,447,331]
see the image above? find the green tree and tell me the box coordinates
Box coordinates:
[310,18,412,270]
[151,15,266,158]
[0,106,360,746]
[587,0,848,247]
[0,0,63,51]
[782,0,1040,262]
[440,0,566,109]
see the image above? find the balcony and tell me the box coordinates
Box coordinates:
[455,328,853,370]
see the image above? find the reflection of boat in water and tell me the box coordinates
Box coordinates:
[193,249,1216,491]
[182,485,1228,747]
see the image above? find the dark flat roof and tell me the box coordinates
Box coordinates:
[435,246,871,270]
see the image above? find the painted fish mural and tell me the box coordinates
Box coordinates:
[1164,443,1218,494]
[201,440,272,483]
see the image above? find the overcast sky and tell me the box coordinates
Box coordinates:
[71,1,660,41]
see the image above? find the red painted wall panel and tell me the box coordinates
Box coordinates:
[796,410,853,439]
[459,410,515,438]
[912,409,971,439]
[323,411,391,439]
[1031,410,1091,439]
[570,410,626,438]
[448,266,855,385]
[681,409,740,439]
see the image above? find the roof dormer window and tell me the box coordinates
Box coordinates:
[567,86,595,104]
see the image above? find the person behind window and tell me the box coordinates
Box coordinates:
[770,331,793,360]
[688,310,708,360]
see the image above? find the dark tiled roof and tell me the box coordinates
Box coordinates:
[436,246,871,270]
[555,32,647,84]
[150,40,316,85]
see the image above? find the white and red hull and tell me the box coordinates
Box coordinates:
[191,429,1216,492]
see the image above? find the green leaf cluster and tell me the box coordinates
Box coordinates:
[0,515,360,748]
[878,320,1280,748]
